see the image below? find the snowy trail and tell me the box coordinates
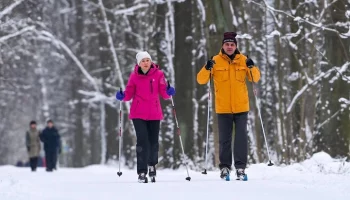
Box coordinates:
[1,155,350,200]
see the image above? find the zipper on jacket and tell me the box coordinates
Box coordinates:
[150,79,153,94]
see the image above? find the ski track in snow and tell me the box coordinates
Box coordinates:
[0,160,349,200]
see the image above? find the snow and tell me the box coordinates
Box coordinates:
[209,23,216,33]
[113,3,148,15]
[196,0,206,22]
[0,26,35,43]
[294,16,302,22]
[0,0,24,20]
[1,152,349,200]
[266,30,281,38]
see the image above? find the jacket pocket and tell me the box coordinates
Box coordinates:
[214,67,229,82]
[235,66,246,82]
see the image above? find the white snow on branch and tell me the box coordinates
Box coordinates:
[154,0,186,4]
[37,30,100,92]
[78,90,113,103]
[0,0,24,20]
[0,26,35,43]
[317,97,349,129]
[237,33,253,39]
[98,0,124,84]
[339,98,350,109]
[114,3,148,15]
[294,16,302,22]
[342,27,350,38]
[282,28,301,40]
[286,62,349,113]
[196,0,206,22]
[346,10,350,19]
[329,62,350,83]
[250,0,350,38]
[98,0,130,108]
[209,24,217,33]
[266,30,281,39]
[288,72,301,81]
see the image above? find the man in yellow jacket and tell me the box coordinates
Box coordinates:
[197,32,260,181]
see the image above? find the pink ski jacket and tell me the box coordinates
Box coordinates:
[123,64,170,120]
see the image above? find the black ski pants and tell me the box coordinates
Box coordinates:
[218,112,248,170]
[132,119,160,175]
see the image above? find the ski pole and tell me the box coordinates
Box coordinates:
[117,88,123,176]
[168,81,191,181]
[202,57,214,175]
[249,69,274,166]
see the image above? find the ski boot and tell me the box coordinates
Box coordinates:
[138,173,148,183]
[220,167,230,181]
[148,166,156,183]
[236,168,248,181]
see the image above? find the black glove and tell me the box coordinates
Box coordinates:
[246,57,255,68]
[205,59,215,70]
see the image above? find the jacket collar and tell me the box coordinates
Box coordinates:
[134,63,159,76]
[219,49,241,61]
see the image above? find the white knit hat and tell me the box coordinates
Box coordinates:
[136,51,152,65]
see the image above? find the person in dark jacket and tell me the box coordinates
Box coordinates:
[25,120,41,171]
[40,119,61,172]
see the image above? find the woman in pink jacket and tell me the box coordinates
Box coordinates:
[116,51,175,183]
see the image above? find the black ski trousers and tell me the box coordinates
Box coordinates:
[132,119,160,175]
[218,112,248,170]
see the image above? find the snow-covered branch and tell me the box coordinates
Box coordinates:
[0,26,35,43]
[329,62,350,83]
[78,90,115,104]
[317,98,349,129]
[196,0,205,22]
[286,62,349,113]
[114,3,148,15]
[87,1,148,16]
[37,30,100,92]
[164,0,176,86]
[0,0,24,20]
[97,0,130,110]
[248,0,350,38]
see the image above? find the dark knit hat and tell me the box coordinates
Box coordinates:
[222,32,237,45]
[30,120,36,125]
[47,119,53,124]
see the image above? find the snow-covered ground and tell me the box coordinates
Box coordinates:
[0,152,349,200]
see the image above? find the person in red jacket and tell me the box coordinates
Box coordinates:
[116,51,175,183]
